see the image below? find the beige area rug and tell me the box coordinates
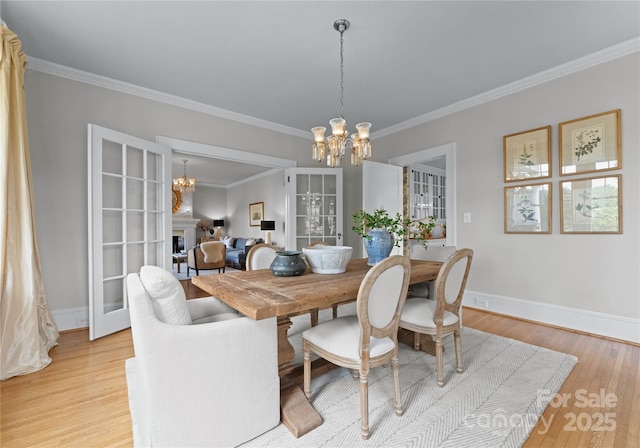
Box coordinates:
[242,327,578,448]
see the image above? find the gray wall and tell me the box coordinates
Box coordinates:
[376,53,639,319]
[25,52,639,331]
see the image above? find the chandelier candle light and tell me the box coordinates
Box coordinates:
[173,159,196,193]
[311,19,372,167]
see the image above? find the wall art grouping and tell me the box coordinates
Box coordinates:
[503,109,622,235]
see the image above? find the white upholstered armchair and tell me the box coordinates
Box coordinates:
[125,266,280,447]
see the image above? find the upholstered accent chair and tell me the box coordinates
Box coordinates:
[400,248,473,387]
[187,241,226,276]
[302,255,411,440]
[125,266,280,447]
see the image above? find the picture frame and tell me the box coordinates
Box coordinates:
[504,182,551,234]
[560,174,621,234]
[503,126,551,182]
[249,201,264,227]
[559,109,621,176]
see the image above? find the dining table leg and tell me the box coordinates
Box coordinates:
[277,316,323,438]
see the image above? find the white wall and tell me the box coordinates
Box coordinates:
[192,185,227,240]
[377,53,639,339]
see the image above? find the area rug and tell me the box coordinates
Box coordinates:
[242,327,578,448]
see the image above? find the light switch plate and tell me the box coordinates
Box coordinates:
[463,213,471,223]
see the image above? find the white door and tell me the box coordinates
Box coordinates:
[285,168,343,250]
[88,124,171,340]
[362,160,404,256]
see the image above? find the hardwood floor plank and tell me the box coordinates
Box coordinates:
[1,288,638,447]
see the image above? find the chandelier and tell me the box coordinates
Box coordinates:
[311,19,372,167]
[173,159,196,193]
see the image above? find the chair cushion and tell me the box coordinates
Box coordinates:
[303,316,395,361]
[139,266,192,325]
[201,241,225,263]
[400,297,459,328]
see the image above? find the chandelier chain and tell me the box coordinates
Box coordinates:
[339,27,344,119]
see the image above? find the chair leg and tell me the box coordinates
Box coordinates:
[413,331,420,351]
[392,352,403,416]
[359,368,370,440]
[332,304,338,319]
[310,308,318,327]
[454,328,463,374]
[435,337,445,387]
[303,341,311,400]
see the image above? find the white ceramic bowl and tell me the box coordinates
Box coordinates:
[302,246,353,274]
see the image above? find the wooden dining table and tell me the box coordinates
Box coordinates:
[192,257,442,438]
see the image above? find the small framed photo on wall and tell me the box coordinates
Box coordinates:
[249,201,264,227]
[560,175,621,234]
[559,109,621,176]
[503,126,551,182]
[504,182,551,234]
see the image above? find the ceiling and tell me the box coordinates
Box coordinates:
[3,1,639,186]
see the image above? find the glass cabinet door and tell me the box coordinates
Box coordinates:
[286,168,343,250]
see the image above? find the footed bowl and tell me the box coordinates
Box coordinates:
[302,246,353,274]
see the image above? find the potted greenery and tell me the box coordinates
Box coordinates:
[352,208,411,265]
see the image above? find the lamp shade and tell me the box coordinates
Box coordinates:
[260,220,276,231]
[213,219,225,227]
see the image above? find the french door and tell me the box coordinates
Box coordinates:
[362,160,404,256]
[285,168,343,250]
[88,125,171,340]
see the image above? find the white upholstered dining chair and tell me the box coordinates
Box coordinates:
[408,244,456,300]
[399,248,473,387]
[245,243,277,271]
[302,255,411,440]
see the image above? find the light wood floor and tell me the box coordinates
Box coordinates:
[2,282,638,447]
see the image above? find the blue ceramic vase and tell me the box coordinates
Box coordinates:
[364,229,394,266]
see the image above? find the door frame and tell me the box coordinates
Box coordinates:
[388,142,457,247]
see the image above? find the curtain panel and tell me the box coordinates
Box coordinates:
[0,25,59,380]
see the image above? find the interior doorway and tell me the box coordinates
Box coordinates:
[388,142,457,248]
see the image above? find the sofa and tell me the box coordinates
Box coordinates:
[222,236,264,270]
[125,266,280,447]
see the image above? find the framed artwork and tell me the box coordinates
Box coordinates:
[504,182,551,234]
[249,201,264,227]
[560,174,621,234]
[559,109,621,176]
[503,126,551,182]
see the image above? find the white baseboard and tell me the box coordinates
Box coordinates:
[463,290,640,344]
[51,307,89,331]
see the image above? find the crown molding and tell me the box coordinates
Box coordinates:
[25,56,310,139]
[25,37,639,141]
[373,37,640,139]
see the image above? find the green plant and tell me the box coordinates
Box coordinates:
[411,216,437,239]
[352,208,411,246]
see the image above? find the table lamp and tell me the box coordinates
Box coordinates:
[260,220,276,245]
[213,219,225,240]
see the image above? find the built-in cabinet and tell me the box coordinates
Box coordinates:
[410,163,446,222]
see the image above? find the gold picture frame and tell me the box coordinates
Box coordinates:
[249,201,264,227]
[504,182,551,234]
[560,174,621,234]
[503,126,551,182]
[559,109,621,176]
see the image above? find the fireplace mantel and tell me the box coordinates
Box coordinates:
[172,217,200,251]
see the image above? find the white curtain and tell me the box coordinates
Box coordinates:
[0,24,59,380]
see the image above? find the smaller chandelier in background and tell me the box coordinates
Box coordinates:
[173,159,196,193]
[311,19,372,167]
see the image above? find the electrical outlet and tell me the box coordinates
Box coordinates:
[474,297,489,308]
[76,317,89,327]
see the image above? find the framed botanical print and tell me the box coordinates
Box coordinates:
[503,126,551,182]
[504,182,551,234]
[560,175,621,234]
[249,201,264,227]
[559,109,621,176]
